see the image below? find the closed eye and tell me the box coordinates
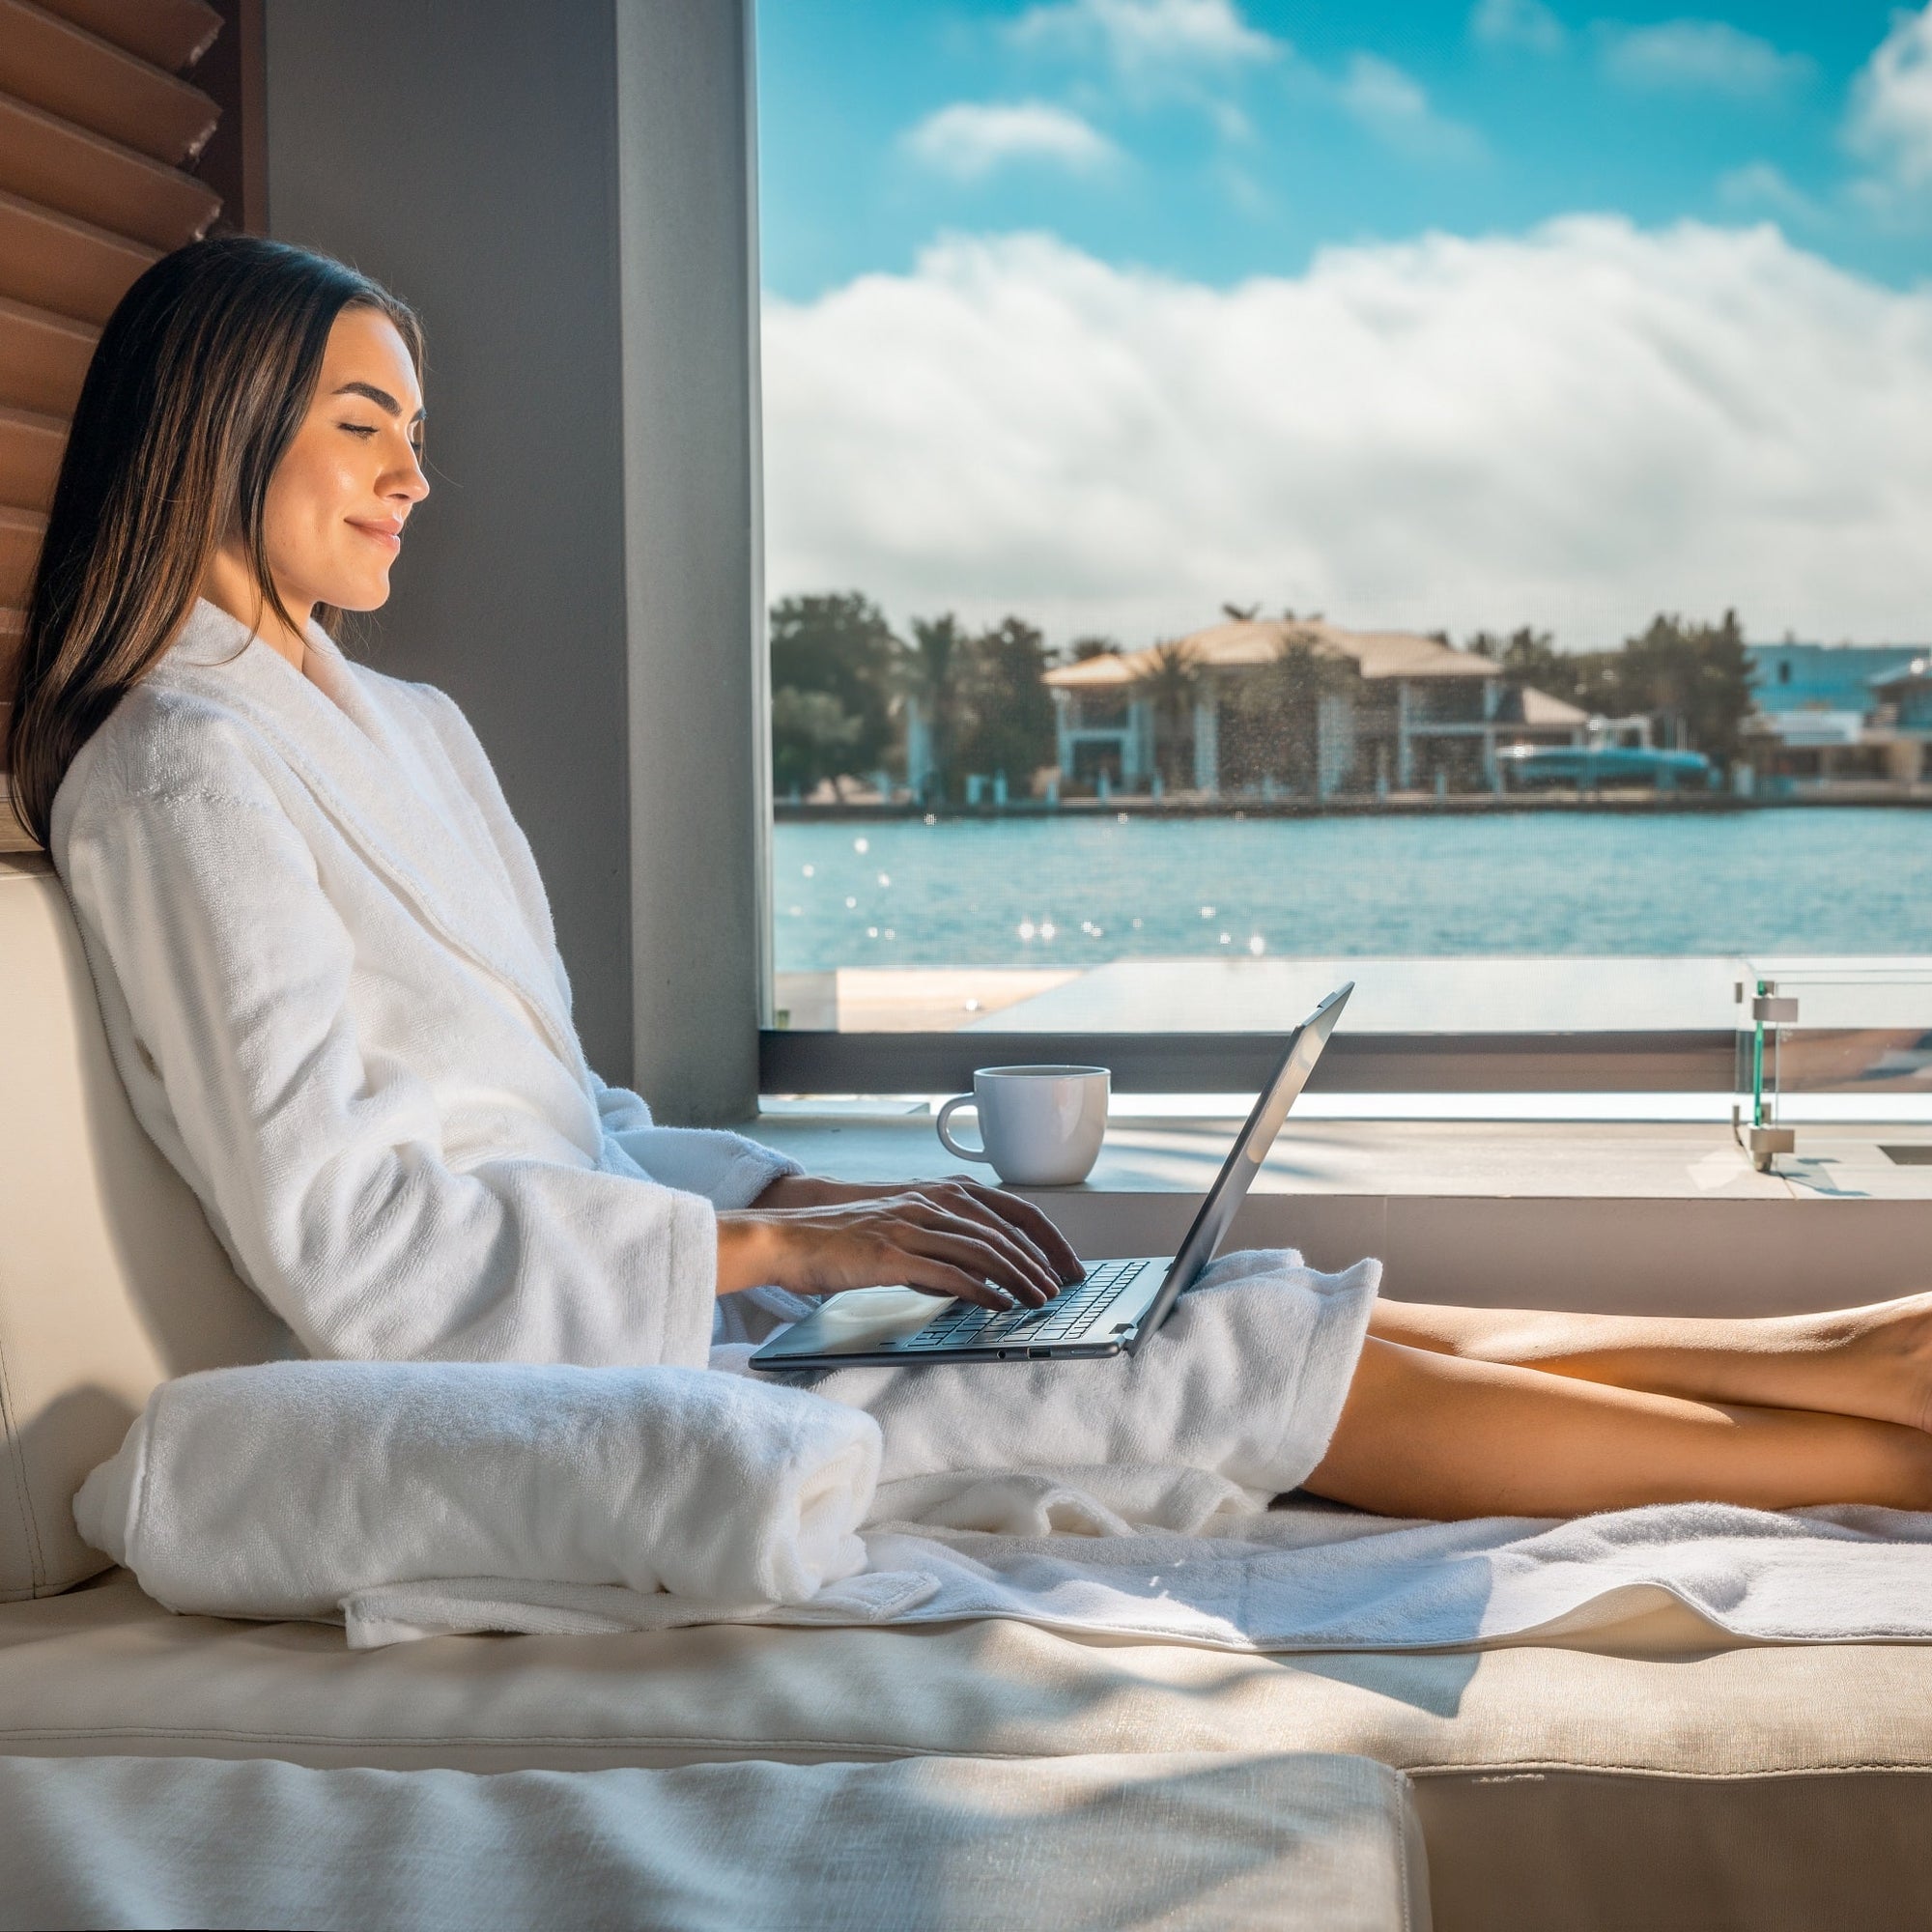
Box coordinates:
[338,420,381,438]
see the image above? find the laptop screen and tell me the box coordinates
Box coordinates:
[1155,983,1353,1303]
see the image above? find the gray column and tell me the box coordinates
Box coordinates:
[614,0,765,1127]
[264,0,763,1125]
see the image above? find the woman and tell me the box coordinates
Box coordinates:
[14,237,1932,1522]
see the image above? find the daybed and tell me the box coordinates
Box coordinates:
[4,848,1932,1931]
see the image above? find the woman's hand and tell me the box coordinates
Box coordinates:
[717,1175,1084,1311]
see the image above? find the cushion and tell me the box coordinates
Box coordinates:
[0,857,285,1600]
[8,1575,1932,1930]
[0,1748,1427,1932]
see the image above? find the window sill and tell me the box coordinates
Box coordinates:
[744,1113,1932,1317]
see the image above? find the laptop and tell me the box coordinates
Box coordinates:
[751,982,1352,1371]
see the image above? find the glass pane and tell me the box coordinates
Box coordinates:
[756,1,1932,1116]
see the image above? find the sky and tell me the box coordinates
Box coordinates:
[756,1,1932,649]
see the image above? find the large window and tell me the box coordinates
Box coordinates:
[754,1,1932,1119]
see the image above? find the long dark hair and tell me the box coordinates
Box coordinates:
[7,237,422,846]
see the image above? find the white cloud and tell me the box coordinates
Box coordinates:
[762,221,1932,650]
[1600,20,1810,97]
[1470,0,1565,55]
[1009,0,1285,77]
[1336,55,1485,160]
[1717,161,1821,225]
[1849,5,1932,196]
[903,101,1120,182]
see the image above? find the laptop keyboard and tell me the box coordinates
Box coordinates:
[895,1257,1147,1351]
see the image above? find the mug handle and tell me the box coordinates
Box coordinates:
[935,1094,990,1162]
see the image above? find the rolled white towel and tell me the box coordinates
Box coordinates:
[74,1360,882,1622]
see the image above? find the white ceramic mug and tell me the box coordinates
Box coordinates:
[935,1065,1111,1187]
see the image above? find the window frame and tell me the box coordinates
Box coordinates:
[741,9,1787,1112]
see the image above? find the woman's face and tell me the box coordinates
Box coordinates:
[261,306,428,615]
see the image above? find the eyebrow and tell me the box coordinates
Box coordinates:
[332,380,426,425]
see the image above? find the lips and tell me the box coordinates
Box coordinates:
[348,519,404,552]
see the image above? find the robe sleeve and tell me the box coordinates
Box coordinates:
[592,1074,802,1210]
[60,781,721,1369]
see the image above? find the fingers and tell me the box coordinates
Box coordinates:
[936,1178,1086,1284]
[895,1255,1024,1312]
[889,1213,1059,1306]
[895,1197,1060,1304]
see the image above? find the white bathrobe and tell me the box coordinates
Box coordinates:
[52,601,797,1368]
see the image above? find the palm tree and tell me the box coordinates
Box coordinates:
[1227,629,1356,794]
[1134,640,1203,791]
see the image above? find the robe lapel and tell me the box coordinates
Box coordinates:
[157,603,586,1073]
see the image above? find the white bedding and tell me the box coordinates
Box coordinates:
[349,1492,1932,1654]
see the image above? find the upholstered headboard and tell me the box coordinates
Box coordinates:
[0,854,288,1599]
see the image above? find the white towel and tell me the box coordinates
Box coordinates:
[73,1360,881,1625]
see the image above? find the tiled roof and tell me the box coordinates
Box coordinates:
[1044,616,1497,688]
[1520,685,1590,726]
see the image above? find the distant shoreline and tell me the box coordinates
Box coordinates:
[775,788,1932,824]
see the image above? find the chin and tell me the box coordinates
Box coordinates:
[329,575,396,613]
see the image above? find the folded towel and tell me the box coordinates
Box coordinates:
[73,1360,881,1623]
[339,1569,940,1649]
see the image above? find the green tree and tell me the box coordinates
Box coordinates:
[1223,631,1356,793]
[954,616,1056,788]
[1472,626,1627,718]
[768,592,901,773]
[1474,613,1757,764]
[769,687,863,797]
[1619,611,1756,767]
[1134,639,1203,789]
[906,612,968,804]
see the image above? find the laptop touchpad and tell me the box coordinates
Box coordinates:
[801,1286,947,1349]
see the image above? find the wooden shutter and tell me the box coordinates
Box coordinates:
[0,0,228,846]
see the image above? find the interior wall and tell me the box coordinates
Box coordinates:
[264,0,763,1122]
[265,0,636,1081]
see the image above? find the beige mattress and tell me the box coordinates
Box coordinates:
[0,1750,1427,1932]
[5,1572,1932,1931]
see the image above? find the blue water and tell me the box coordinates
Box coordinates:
[773,810,1932,969]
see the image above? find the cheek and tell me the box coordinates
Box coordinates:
[261,443,382,587]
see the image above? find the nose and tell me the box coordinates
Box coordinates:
[387,445,430,507]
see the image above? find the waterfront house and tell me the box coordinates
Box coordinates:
[1044,615,1587,797]
[1742,642,1932,788]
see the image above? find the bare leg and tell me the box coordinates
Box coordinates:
[1368,1295,1932,1435]
[1306,1339,1932,1520]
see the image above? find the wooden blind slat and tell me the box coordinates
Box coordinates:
[0,294,95,415]
[0,0,219,165]
[32,0,219,75]
[0,506,44,606]
[0,770,34,847]
[0,189,161,326]
[0,93,219,251]
[0,405,65,512]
